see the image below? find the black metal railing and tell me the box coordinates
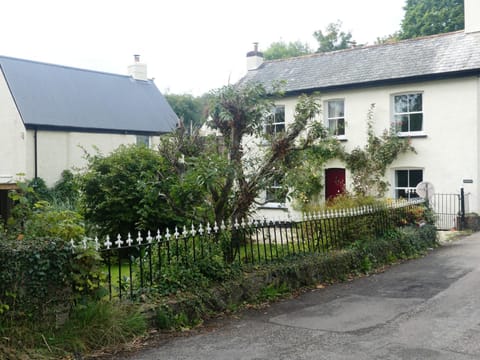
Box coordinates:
[72,199,426,300]
[431,192,469,230]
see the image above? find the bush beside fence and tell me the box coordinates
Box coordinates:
[0,237,103,328]
[0,198,429,324]
[72,198,427,300]
[149,223,438,330]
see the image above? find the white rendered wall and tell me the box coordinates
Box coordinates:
[25,130,161,186]
[261,76,480,215]
[0,71,27,184]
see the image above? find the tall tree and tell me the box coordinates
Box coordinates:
[313,21,356,53]
[400,0,464,39]
[263,40,312,60]
[205,83,332,222]
[375,32,401,45]
[165,93,208,129]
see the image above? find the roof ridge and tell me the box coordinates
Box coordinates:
[0,55,132,80]
[242,29,480,94]
[0,55,177,133]
[263,30,465,64]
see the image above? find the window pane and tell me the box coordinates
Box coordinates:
[396,170,408,187]
[266,188,287,203]
[136,135,149,146]
[409,191,420,199]
[266,188,277,202]
[396,189,408,199]
[275,123,285,133]
[395,115,409,132]
[265,106,285,137]
[395,169,423,199]
[410,113,423,131]
[393,115,402,132]
[394,95,408,113]
[337,119,345,135]
[275,106,285,123]
[409,93,422,112]
[328,100,344,118]
[265,124,273,136]
[266,179,286,202]
[328,119,337,134]
[409,170,423,187]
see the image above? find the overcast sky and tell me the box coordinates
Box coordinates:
[1,0,406,96]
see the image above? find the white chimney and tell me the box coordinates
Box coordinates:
[128,54,148,80]
[465,0,480,33]
[246,42,264,71]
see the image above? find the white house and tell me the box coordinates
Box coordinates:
[240,0,480,220]
[0,55,178,219]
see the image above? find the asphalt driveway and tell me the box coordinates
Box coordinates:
[120,232,480,360]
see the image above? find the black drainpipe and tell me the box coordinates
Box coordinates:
[34,128,38,179]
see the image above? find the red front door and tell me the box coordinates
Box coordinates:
[325,168,345,200]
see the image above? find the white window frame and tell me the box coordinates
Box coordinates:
[394,168,423,200]
[325,99,346,139]
[136,135,150,147]
[392,92,425,136]
[262,174,288,207]
[265,105,286,137]
[265,180,286,204]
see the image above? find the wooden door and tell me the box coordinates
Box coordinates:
[325,168,345,200]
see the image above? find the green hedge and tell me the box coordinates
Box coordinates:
[0,224,437,357]
[0,224,437,348]
[0,238,72,323]
[0,237,104,327]
[153,224,438,329]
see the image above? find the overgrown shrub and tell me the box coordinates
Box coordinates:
[49,301,147,354]
[0,237,104,328]
[0,237,73,325]
[150,254,240,297]
[5,181,85,241]
[151,224,438,334]
[80,144,213,237]
[51,170,81,208]
[349,224,438,272]
[325,193,380,209]
[0,300,146,358]
[23,201,85,241]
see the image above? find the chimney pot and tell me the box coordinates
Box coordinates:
[246,42,264,71]
[128,55,148,80]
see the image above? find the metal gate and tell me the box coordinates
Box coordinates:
[431,191,468,230]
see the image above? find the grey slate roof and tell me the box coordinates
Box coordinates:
[0,56,178,134]
[240,31,480,94]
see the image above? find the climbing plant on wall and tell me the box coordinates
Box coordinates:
[341,104,416,197]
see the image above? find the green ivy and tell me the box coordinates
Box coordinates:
[284,138,342,209]
[0,236,105,329]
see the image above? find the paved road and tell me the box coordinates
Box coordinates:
[122,233,480,359]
